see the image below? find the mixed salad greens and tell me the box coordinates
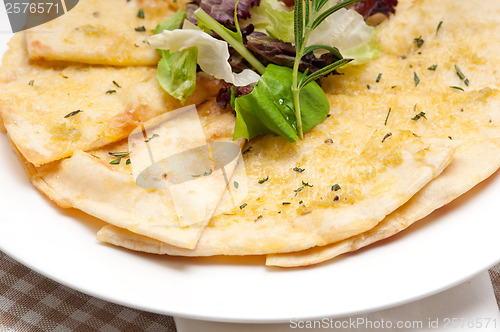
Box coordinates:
[148,0,397,142]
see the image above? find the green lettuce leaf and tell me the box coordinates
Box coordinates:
[248,0,294,43]
[248,0,380,65]
[155,9,186,34]
[154,9,198,104]
[339,30,381,65]
[234,64,329,142]
[157,47,198,104]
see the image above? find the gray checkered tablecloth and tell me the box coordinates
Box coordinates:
[0,251,177,332]
[0,251,499,332]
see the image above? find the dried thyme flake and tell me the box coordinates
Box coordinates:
[258,176,269,184]
[293,167,305,173]
[64,110,82,118]
[331,184,341,191]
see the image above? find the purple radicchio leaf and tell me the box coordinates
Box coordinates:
[186,0,260,29]
[217,85,253,109]
[245,32,342,75]
[355,0,398,19]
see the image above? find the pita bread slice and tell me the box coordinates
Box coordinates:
[0,33,221,165]
[0,114,5,133]
[266,138,500,266]
[21,100,244,249]
[96,117,457,256]
[26,0,183,66]
[265,87,500,266]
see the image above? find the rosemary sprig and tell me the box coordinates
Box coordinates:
[291,0,362,139]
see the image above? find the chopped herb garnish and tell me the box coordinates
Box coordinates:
[204,169,213,176]
[144,133,159,142]
[414,72,420,87]
[112,81,121,88]
[436,21,443,35]
[137,9,144,19]
[302,181,313,187]
[382,132,392,143]
[450,86,464,91]
[59,73,68,78]
[234,181,239,189]
[282,202,291,205]
[192,174,201,178]
[414,36,424,48]
[411,112,427,121]
[64,110,82,118]
[331,184,341,191]
[243,146,252,154]
[239,203,247,209]
[454,65,466,80]
[108,152,130,158]
[109,152,130,165]
[293,167,305,173]
[258,176,269,184]
[384,108,392,126]
[376,73,382,83]
[135,26,146,32]
[452,64,471,90]
[428,65,437,71]
[106,90,117,94]
[28,80,34,86]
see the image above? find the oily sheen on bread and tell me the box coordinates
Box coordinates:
[25,0,184,66]
[96,0,500,263]
[0,33,221,165]
[266,0,500,266]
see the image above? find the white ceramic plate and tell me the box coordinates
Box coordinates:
[0,25,499,323]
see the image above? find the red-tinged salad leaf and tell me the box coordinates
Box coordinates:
[246,32,342,75]
[355,0,398,19]
[233,64,329,142]
[188,0,260,28]
[216,85,252,109]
